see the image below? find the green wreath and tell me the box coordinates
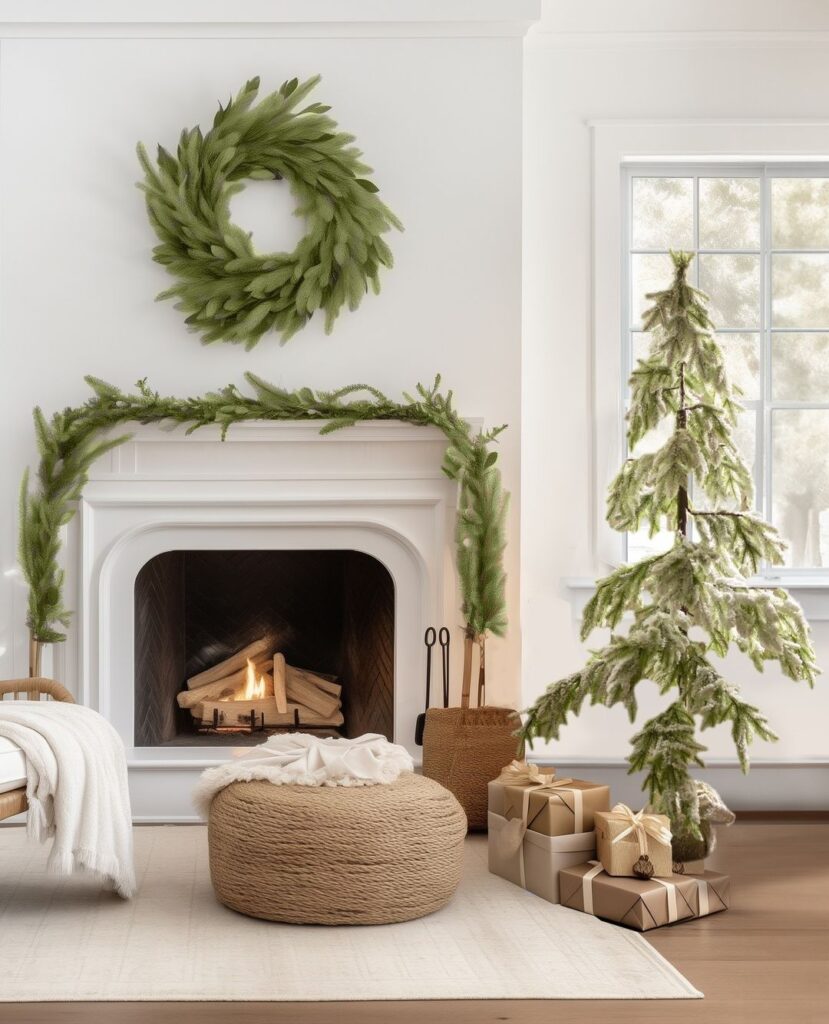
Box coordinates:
[137,76,402,349]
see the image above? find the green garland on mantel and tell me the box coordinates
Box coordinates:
[137,75,402,349]
[19,375,508,653]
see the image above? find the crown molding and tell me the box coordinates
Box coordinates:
[0,0,540,38]
[529,29,829,48]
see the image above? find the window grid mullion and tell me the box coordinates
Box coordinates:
[690,175,700,520]
[761,167,773,554]
[622,170,633,563]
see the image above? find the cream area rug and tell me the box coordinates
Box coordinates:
[0,826,700,1001]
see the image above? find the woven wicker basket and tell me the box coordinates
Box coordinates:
[208,772,467,925]
[421,706,522,831]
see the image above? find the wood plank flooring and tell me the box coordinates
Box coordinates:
[2,820,827,1024]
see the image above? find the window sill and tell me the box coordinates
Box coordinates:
[563,576,829,621]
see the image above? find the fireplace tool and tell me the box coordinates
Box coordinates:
[415,627,450,745]
[414,627,436,745]
[439,627,450,708]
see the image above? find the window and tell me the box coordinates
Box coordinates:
[624,165,829,572]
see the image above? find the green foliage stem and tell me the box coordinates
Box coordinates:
[18,375,508,649]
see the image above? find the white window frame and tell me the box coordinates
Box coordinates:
[591,119,829,591]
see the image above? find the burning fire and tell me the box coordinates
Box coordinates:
[243,658,266,700]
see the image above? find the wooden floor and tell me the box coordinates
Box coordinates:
[2,819,827,1024]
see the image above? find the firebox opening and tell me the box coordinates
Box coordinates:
[134,550,394,746]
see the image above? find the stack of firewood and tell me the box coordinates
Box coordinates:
[176,638,344,729]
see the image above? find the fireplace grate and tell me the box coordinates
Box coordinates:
[195,705,346,737]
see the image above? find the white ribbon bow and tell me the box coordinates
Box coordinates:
[607,802,672,856]
[496,760,563,788]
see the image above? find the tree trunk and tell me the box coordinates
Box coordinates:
[677,362,689,539]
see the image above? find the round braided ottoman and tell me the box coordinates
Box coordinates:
[207,772,467,925]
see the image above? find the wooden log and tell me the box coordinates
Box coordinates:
[199,698,344,729]
[285,667,342,718]
[178,676,237,709]
[178,658,272,710]
[273,653,288,714]
[289,667,342,700]
[186,638,273,690]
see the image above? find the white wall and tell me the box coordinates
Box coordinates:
[0,3,534,709]
[522,0,829,807]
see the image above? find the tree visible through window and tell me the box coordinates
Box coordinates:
[625,167,829,571]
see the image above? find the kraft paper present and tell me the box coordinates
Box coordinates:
[487,773,610,837]
[595,805,673,877]
[487,811,596,904]
[559,862,730,931]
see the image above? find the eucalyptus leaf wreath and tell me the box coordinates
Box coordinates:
[137,75,402,348]
[19,376,508,654]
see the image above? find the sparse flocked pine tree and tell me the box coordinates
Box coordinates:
[520,251,818,843]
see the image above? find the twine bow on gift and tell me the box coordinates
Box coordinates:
[607,803,672,856]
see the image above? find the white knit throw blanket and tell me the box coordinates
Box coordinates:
[194,732,414,818]
[0,701,135,898]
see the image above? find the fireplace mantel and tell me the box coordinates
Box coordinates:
[58,419,463,820]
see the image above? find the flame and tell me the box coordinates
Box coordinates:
[243,658,266,700]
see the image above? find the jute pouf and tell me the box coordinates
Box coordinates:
[208,772,467,925]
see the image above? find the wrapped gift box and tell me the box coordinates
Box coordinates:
[488,811,596,904]
[559,862,729,931]
[595,805,673,877]
[488,771,610,838]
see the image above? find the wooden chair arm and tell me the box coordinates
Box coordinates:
[0,677,75,703]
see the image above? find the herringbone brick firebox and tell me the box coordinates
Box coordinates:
[134,550,394,747]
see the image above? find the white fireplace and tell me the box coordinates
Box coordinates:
[57,420,461,820]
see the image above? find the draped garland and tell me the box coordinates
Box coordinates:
[18,375,509,653]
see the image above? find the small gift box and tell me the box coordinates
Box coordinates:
[595,804,673,878]
[488,761,610,837]
[559,861,729,931]
[488,811,596,904]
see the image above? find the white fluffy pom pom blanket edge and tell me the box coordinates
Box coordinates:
[193,732,414,818]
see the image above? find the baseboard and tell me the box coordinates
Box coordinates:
[733,810,829,822]
[132,815,203,824]
[530,760,829,811]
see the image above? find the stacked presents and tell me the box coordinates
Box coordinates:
[488,761,729,931]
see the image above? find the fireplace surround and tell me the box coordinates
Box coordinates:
[57,419,461,819]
